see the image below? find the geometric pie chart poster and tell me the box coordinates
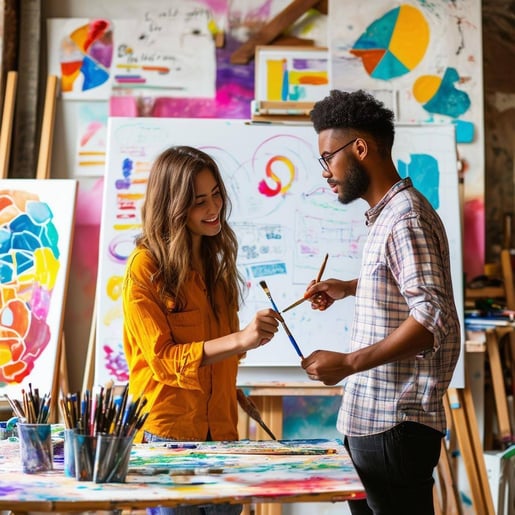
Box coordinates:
[47,18,113,100]
[328,0,480,127]
[349,4,429,81]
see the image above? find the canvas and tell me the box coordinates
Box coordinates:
[0,179,77,399]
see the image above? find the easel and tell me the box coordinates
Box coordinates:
[484,326,513,446]
[0,71,17,178]
[0,71,18,416]
[82,297,97,393]
[230,0,328,64]
[0,73,68,422]
[434,438,463,515]
[37,75,71,423]
[446,386,496,514]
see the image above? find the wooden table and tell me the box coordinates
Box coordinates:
[0,437,364,514]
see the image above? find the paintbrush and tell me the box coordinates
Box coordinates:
[258,280,304,359]
[236,388,277,440]
[282,253,329,313]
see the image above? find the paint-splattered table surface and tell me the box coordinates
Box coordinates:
[0,437,365,512]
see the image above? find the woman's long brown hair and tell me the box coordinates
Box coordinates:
[136,146,244,315]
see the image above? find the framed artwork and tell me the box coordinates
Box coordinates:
[253,46,329,116]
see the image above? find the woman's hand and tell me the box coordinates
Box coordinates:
[239,308,281,350]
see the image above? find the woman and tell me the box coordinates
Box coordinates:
[123,146,280,515]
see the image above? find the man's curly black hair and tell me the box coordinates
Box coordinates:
[310,89,395,153]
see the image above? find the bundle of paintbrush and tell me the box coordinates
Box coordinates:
[3,383,51,423]
[60,382,149,438]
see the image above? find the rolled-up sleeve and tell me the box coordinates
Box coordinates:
[387,214,454,355]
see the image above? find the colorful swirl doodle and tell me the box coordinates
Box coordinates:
[258,155,295,197]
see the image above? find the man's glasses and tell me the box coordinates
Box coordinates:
[318,138,357,171]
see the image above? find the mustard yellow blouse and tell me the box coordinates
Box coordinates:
[122,247,240,442]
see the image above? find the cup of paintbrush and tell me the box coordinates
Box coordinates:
[63,428,76,477]
[18,422,53,473]
[93,432,135,483]
[73,431,97,481]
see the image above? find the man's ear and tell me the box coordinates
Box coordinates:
[354,138,368,160]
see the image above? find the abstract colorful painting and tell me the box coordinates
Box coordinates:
[47,18,113,100]
[0,180,77,398]
[254,46,329,104]
[75,102,109,177]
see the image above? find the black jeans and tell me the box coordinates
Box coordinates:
[344,422,443,515]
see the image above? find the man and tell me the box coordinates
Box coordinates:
[301,89,460,515]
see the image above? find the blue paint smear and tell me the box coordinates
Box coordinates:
[372,51,410,80]
[454,119,474,143]
[0,260,13,282]
[0,228,11,253]
[80,54,110,91]
[27,201,52,224]
[423,67,471,118]
[13,251,33,275]
[397,153,440,209]
[288,85,307,101]
[12,231,41,253]
[281,69,289,101]
[250,262,287,277]
[10,213,40,235]
[353,7,399,50]
[283,396,342,440]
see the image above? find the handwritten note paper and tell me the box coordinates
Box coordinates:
[112,5,216,96]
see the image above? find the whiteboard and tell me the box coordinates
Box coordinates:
[95,118,464,387]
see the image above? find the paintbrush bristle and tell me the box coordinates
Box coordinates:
[259,280,268,290]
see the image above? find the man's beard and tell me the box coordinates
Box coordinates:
[337,157,370,204]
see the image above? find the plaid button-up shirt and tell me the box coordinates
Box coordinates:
[338,178,461,436]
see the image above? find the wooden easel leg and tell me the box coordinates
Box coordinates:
[436,439,463,515]
[35,75,58,180]
[82,297,97,392]
[0,71,17,179]
[485,328,512,445]
[506,330,515,396]
[484,381,495,450]
[49,333,69,423]
[446,388,496,515]
[460,385,497,514]
[59,334,70,397]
